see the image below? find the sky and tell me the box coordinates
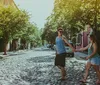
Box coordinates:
[14,0,54,29]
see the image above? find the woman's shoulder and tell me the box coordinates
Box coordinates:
[92,42,97,47]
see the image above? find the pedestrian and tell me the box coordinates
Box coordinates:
[76,34,100,84]
[55,26,75,80]
[87,24,100,79]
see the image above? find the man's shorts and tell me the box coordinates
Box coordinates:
[55,53,66,67]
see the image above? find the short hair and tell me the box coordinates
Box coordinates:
[57,28,63,31]
[57,26,63,31]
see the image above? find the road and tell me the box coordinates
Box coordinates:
[0,48,97,85]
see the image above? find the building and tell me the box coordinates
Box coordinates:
[0,0,18,8]
[76,30,88,50]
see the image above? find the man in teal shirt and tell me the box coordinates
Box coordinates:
[55,27,75,80]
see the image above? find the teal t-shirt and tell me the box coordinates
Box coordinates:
[56,37,66,54]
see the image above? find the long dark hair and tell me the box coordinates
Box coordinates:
[90,34,99,53]
[89,34,97,43]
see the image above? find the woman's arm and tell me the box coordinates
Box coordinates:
[87,43,97,59]
[76,44,90,52]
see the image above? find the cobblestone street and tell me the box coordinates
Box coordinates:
[0,48,98,85]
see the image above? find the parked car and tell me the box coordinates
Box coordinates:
[65,42,74,57]
[47,44,54,50]
[52,45,56,50]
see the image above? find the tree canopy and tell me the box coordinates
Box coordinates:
[0,6,29,41]
[0,6,41,54]
[42,0,100,43]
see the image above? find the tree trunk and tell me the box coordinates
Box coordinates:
[3,40,8,55]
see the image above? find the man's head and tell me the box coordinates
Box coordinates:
[57,27,63,36]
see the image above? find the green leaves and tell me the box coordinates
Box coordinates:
[0,6,41,45]
[0,6,29,40]
[42,0,100,44]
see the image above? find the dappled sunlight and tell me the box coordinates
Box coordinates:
[0,0,100,85]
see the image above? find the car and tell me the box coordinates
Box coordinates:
[52,45,56,50]
[47,44,51,48]
[47,44,54,50]
[65,42,74,57]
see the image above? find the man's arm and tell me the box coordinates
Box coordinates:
[62,36,75,52]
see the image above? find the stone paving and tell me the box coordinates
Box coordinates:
[0,48,98,85]
[19,54,97,85]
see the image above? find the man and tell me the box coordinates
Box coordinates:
[55,27,75,80]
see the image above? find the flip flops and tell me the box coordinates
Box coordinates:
[96,80,100,85]
[79,79,87,83]
[58,78,67,81]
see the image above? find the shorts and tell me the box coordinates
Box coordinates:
[55,53,66,67]
[88,56,100,65]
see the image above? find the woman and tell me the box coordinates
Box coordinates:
[76,34,100,84]
[55,27,75,80]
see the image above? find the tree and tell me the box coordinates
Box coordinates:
[43,0,100,43]
[0,6,29,55]
[41,23,57,45]
[0,28,3,38]
[21,22,41,48]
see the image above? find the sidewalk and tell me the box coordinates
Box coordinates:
[0,50,29,58]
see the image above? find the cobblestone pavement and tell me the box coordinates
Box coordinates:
[0,48,98,85]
